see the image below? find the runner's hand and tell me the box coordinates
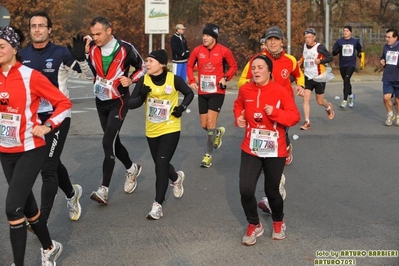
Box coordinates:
[67,34,86,61]
[171,105,185,118]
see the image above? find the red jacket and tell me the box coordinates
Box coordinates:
[187,43,238,95]
[233,80,300,157]
[0,62,72,153]
[238,49,304,96]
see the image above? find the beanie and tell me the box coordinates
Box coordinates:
[253,54,273,73]
[148,49,168,65]
[343,25,352,32]
[203,23,219,39]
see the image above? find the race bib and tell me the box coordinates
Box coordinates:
[94,77,113,101]
[342,44,354,57]
[249,128,278,157]
[147,98,171,123]
[0,112,22,147]
[38,98,53,113]
[304,59,315,68]
[200,75,217,93]
[386,51,399,66]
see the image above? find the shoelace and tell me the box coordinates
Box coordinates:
[273,222,283,233]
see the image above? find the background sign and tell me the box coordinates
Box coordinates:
[145,0,169,34]
[0,6,11,27]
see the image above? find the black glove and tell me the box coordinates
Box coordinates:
[67,34,86,61]
[357,53,362,59]
[141,85,151,97]
[219,83,227,90]
[171,105,185,118]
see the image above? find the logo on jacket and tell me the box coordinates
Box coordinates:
[281,69,289,79]
[45,58,53,69]
[254,112,263,122]
[0,92,9,105]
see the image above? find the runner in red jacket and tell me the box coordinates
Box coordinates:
[234,55,300,246]
[187,23,238,168]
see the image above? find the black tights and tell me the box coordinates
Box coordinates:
[340,66,356,100]
[147,131,180,204]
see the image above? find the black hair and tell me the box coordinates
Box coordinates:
[386,28,398,38]
[90,16,111,29]
[29,11,52,28]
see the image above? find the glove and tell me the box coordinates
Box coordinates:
[171,105,185,118]
[141,85,151,97]
[357,53,362,59]
[67,34,86,61]
[219,83,227,90]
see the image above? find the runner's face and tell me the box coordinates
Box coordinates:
[30,16,51,45]
[386,32,397,46]
[251,58,270,86]
[304,33,316,46]
[0,39,17,68]
[90,23,112,47]
[266,37,283,53]
[145,57,163,76]
[202,34,216,48]
[343,28,351,39]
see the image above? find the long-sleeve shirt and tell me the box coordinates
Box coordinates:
[381,41,399,82]
[332,37,362,67]
[0,62,72,153]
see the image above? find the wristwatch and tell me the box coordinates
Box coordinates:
[44,121,52,130]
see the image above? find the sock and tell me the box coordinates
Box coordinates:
[66,187,75,199]
[10,221,27,266]
[29,213,52,249]
[207,129,216,154]
[388,111,393,116]
[127,163,137,174]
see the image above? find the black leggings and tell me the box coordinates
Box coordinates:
[239,151,285,224]
[97,97,133,187]
[40,117,73,220]
[147,131,180,204]
[339,66,356,100]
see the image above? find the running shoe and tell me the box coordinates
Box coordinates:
[147,202,163,220]
[385,113,395,126]
[300,120,311,130]
[171,171,185,198]
[272,221,286,240]
[285,144,293,165]
[66,184,82,221]
[41,240,63,266]
[279,174,286,201]
[242,223,264,246]
[348,94,355,108]
[200,154,212,168]
[213,127,225,149]
[90,186,109,205]
[340,100,347,108]
[258,197,271,214]
[326,103,335,119]
[124,164,142,193]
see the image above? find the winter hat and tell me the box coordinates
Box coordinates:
[148,49,168,65]
[304,28,316,35]
[343,25,352,32]
[265,26,284,40]
[253,54,273,73]
[203,23,219,39]
[0,26,22,50]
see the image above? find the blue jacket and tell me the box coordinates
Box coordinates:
[332,37,362,68]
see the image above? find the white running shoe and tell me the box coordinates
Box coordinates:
[171,171,185,198]
[147,202,163,220]
[66,184,82,221]
[124,164,142,193]
[90,186,109,205]
[41,240,63,266]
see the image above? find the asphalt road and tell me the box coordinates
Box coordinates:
[1,79,398,266]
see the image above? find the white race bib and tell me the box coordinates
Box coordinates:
[200,74,217,93]
[386,51,399,66]
[342,44,354,57]
[94,77,113,101]
[0,112,22,147]
[147,98,171,123]
[304,59,315,68]
[249,128,278,157]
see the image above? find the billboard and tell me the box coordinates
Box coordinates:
[144,0,169,34]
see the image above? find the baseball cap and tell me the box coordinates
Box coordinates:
[176,24,186,30]
[304,28,316,35]
[265,26,284,40]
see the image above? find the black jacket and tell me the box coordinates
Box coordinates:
[170,32,189,63]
